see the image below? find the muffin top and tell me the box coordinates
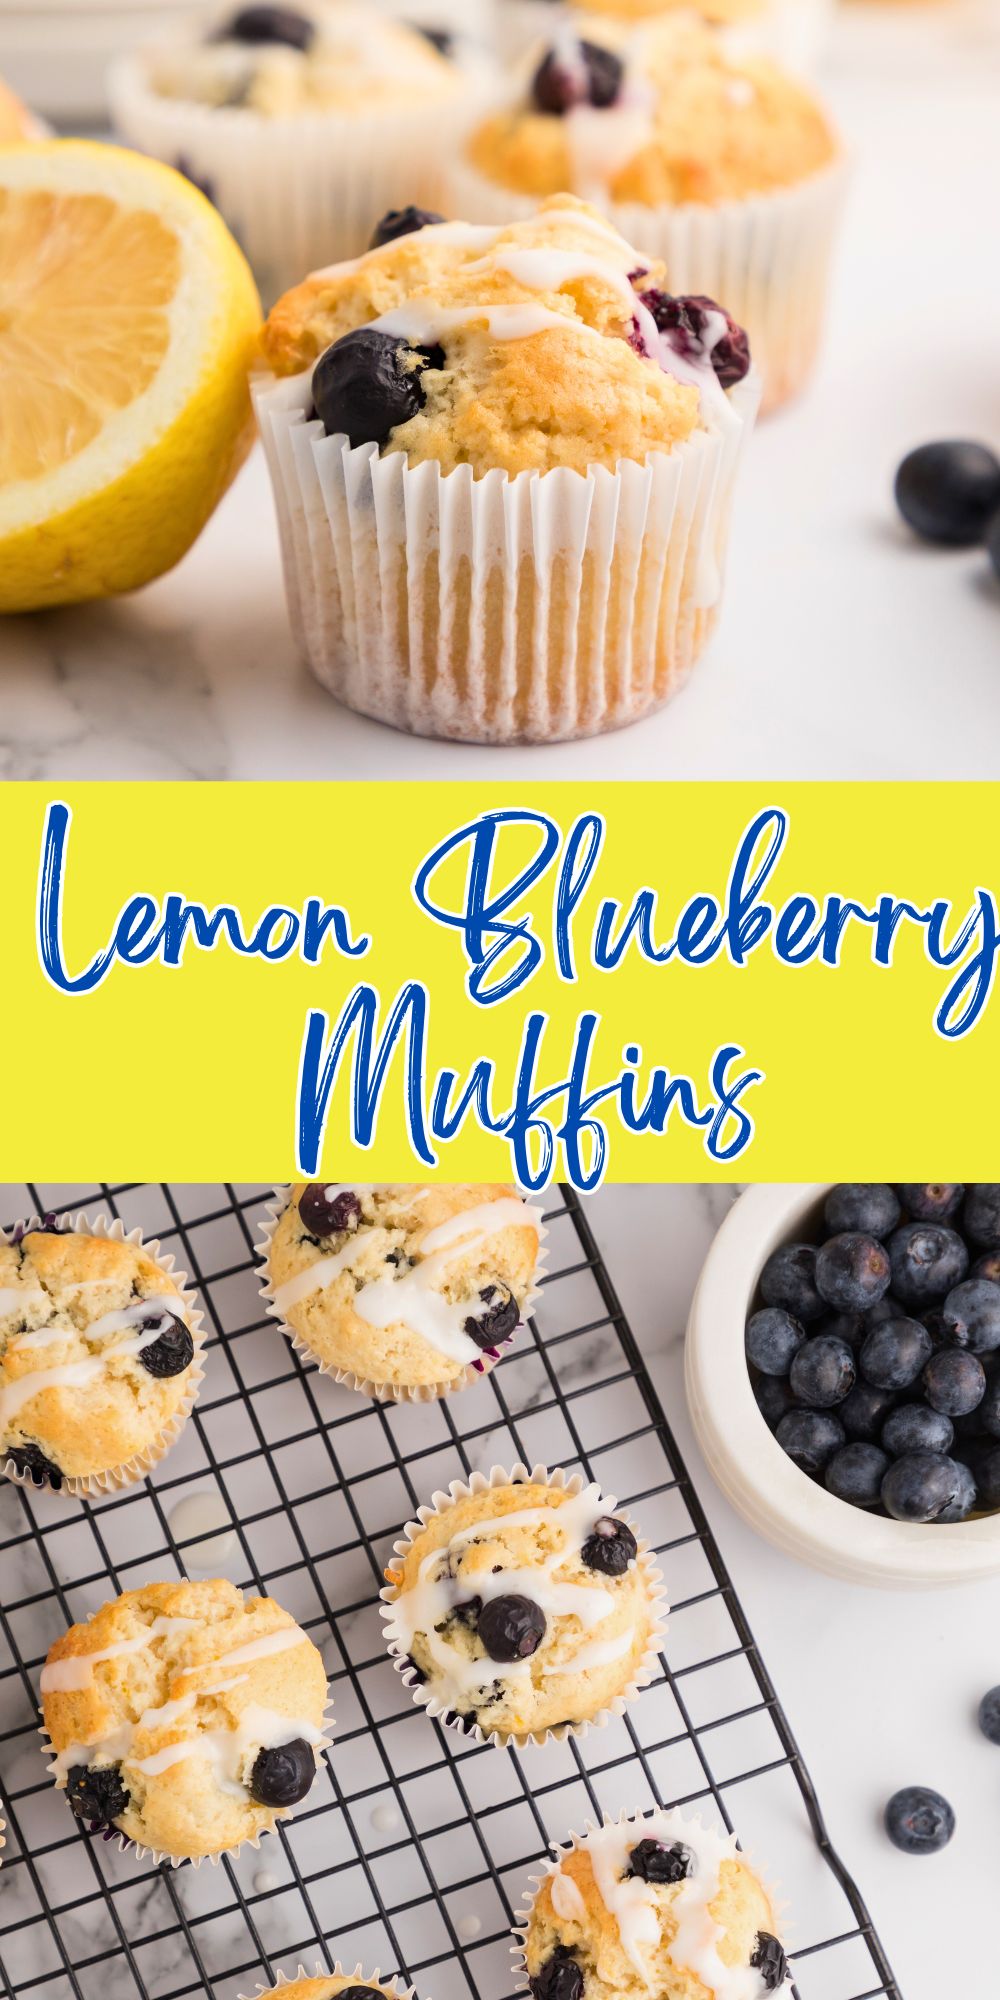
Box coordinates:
[0,1227,198,1489]
[257,1982,399,2000]
[384,1476,657,1737]
[262,195,752,476]
[468,18,836,207]
[524,1811,788,2000]
[266,1184,541,1391]
[42,1579,328,1860]
[146,4,462,116]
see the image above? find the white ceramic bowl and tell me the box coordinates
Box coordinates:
[686,1183,1000,1588]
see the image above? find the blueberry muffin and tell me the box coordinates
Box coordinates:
[0,1224,201,1493]
[382,1472,663,1739]
[498,0,831,76]
[522,1811,789,1999]
[251,1977,406,2000]
[264,1185,542,1396]
[42,1580,328,1861]
[139,4,460,118]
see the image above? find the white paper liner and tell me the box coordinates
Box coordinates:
[380,1461,669,1750]
[0,1211,206,1501]
[495,0,834,75]
[256,1188,548,1404]
[442,151,849,417]
[239,1965,414,2000]
[511,1808,792,1993]
[38,1623,335,1870]
[253,367,758,744]
[107,54,489,306]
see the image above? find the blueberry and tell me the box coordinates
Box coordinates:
[413,24,454,57]
[6,1443,63,1490]
[298,1183,362,1237]
[219,5,315,49]
[369,205,445,251]
[859,1316,933,1392]
[825,1185,900,1238]
[825,1443,889,1507]
[864,1292,907,1328]
[789,1334,855,1408]
[641,291,751,391]
[815,1233,891,1314]
[979,1446,1000,1510]
[138,1313,194,1378]
[922,1349,986,1418]
[531,39,623,114]
[888,1222,969,1308]
[979,1375,1000,1440]
[464,1283,520,1352]
[775,1409,845,1476]
[881,1452,967,1523]
[895,440,1000,546]
[749,1933,787,1991]
[921,1308,954,1349]
[839,1381,897,1443]
[626,1837,693,1883]
[754,1376,799,1429]
[963,1185,1000,1245]
[978,1686,1000,1745]
[881,1404,954,1457]
[937,1458,977,1522]
[745,1307,805,1376]
[312,328,445,451]
[972,1250,1000,1284]
[248,1737,316,1808]
[820,1312,865,1347]
[581,1516,638,1576]
[942,1278,1000,1353]
[66,1762,130,1828]
[884,1785,955,1854]
[759,1243,825,1323]
[529,1951,584,2000]
[477,1594,546,1661]
[897,1184,964,1222]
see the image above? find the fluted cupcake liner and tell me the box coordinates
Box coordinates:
[1,1211,206,1501]
[511,1808,792,1993]
[253,368,758,744]
[256,1189,548,1404]
[494,0,834,74]
[238,1965,415,2000]
[380,1461,669,1751]
[443,151,849,416]
[108,56,488,307]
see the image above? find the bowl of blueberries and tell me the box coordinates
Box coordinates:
[685,1183,1000,1585]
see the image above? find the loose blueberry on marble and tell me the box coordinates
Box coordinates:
[66,1762,130,1827]
[754,1375,799,1429]
[789,1334,855,1408]
[138,1313,195,1378]
[815,1233,891,1313]
[745,1307,805,1376]
[641,291,751,390]
[532,39,624,114]
[888,1222,969,1308]
[759,1242,825,1322]
[978,1685,1000,1745]
[464,1283,520,1351]
[922,1348,986,1418]
[839,1380,897,1443]
[248,1737,316,1807]
[477,1594,546,1661]
[750,1933,787,1991]
[775,1409,845,1476]
[370,204,445,250]
[530,1950,585,2000]
[626,1837,693,1883]
[942,1277,1000,1353]
[858,1316,933,1392]
[825,1442,889,1507]
[884,1784,955,1854]
[219,5,315,49]
[298,1184,362,1237]
[881,1403,954,1457]
[824,1184,900,1237]
[312,328,445,450]
[881,1452,966,1523]
[895,441,1000,546]
[897,1184,964,1222]
[581,1516,638,1576]
[6,1443,64,1490]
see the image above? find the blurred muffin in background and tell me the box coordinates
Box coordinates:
[495,0,836,74]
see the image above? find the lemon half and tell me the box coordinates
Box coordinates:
[0,141,263,612]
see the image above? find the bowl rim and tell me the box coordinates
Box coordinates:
[685,1183,1000,1586]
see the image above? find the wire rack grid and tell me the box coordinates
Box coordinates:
[0,1183,900,2000]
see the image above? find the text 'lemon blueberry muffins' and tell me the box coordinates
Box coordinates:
[381,1463,667,1746]
[447,18,846,412]
[497,0,834,80]
[239,1968,414,2000]
[41,1580,330,1864]
[517,1809,789,2000]
[109,3,487,304]
[260,1184,544,1401]
[255,195,758,743]
[0,1213,204,1497]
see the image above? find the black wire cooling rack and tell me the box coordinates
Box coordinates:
[0,1184,901,2000]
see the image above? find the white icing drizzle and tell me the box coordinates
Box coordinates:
[272,1238,360,1314]
[373,301,606,347]
[542,1626,635,1676]
[551,1871,589,1925]
[41,1617,200,1694]
[127,1703,324,1795]
[0,1295,190,1425]
[0,1287,48,1316]
[200,1625,308,1672]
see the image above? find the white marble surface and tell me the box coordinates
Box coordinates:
[2,2,999,779]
